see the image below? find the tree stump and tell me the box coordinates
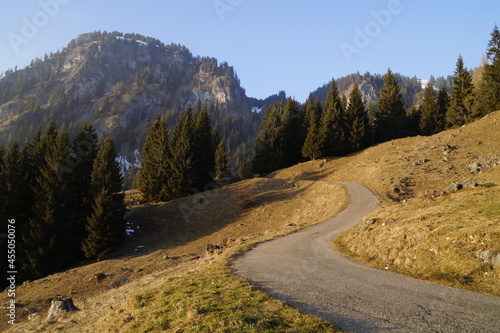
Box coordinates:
[47,296,78,319]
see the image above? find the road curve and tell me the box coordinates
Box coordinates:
[233,182,500,333]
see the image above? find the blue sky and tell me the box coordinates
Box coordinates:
[0,0,498,101]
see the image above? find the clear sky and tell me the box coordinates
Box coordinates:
[0,0,498,101]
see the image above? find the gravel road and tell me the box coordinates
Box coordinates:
[234,182,500,332]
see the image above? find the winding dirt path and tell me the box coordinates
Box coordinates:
[234,182,500,332]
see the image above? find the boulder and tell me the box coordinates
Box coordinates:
[492,254,500,268]
[463,178,477,189]
[444,182,462,193]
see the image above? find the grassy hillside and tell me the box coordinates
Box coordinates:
[272,111,500,296]
[1,178,347,332]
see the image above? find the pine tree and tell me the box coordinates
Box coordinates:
[137,116,171,201]
[252,102,287,175]
[281,98,303,166]
[374,69,407,142]
[475,24,500,117]
[68,122,99,256]
[419,83,439,135]
[302,96,323,160]
[447,55,475,127]
[346,83,371,151]
[318,79,348,156]
[192,107,215,189]
[436,86,450,130]
[23,129,74,279]
[82,137,125,260]
[0,143,30,230]
[214,140,229,178]
[168,107,196,197]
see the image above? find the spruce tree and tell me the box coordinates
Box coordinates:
[318,79,347,156]
[281,98,303,166]
[436,86,450,130]
[82,137,125,260]
[346,83,371,151]
[137,116,171,201]
[419,83,439,135]
[302,94,316,138]
[302,96,323,160]
[475,24,500,117]
[447,55,475,127]
[0,143,30,231]
[192,107,215,189]
[374,69,407,142]
[168,107,196,197]
[252,102,284,175]
[68,122,99,257]
[214,140,229,178]
[23,129,74,279]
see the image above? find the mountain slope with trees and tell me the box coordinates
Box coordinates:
[0,31,261,186]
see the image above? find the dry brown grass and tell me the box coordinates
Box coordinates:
[327,111,500,295]
[1,176,347,332]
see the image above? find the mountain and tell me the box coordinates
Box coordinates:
[0,31,259,183]
[248,90,287,113]
[310,71,424,109]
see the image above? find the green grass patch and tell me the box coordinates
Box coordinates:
[104,259,340,332]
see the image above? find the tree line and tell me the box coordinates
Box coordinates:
[0,122,125,286]
[249,25,500,176]
[138,106,229,202]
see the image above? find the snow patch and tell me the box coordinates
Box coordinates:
[116,151,141,174]
[125,221,138,236]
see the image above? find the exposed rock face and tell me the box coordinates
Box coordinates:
[0,31,252,159]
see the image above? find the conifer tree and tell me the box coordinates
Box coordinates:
[475,24,500,117]
[281,98,303,166]
[447,55,475,127]
[302,96,323,160]
[302,94,315,136]
[137,116,171,201]
[419,83,439,135]
[346,83,371,151]
[68,122,99,256]
[436,86,450,130]
[252,102,284,175]
[23,129,74,279]
[374,69,407,142]
[318,79,347,156]
[0,143,30,231]
[168,106,196,197]
[214,140,229,178]
[192,107,215,189]
[82,137,125,260]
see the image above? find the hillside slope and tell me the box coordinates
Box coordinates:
[272,111,500,295]
[1,177,348,332]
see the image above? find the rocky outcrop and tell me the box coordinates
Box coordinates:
[0,31,252,154]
